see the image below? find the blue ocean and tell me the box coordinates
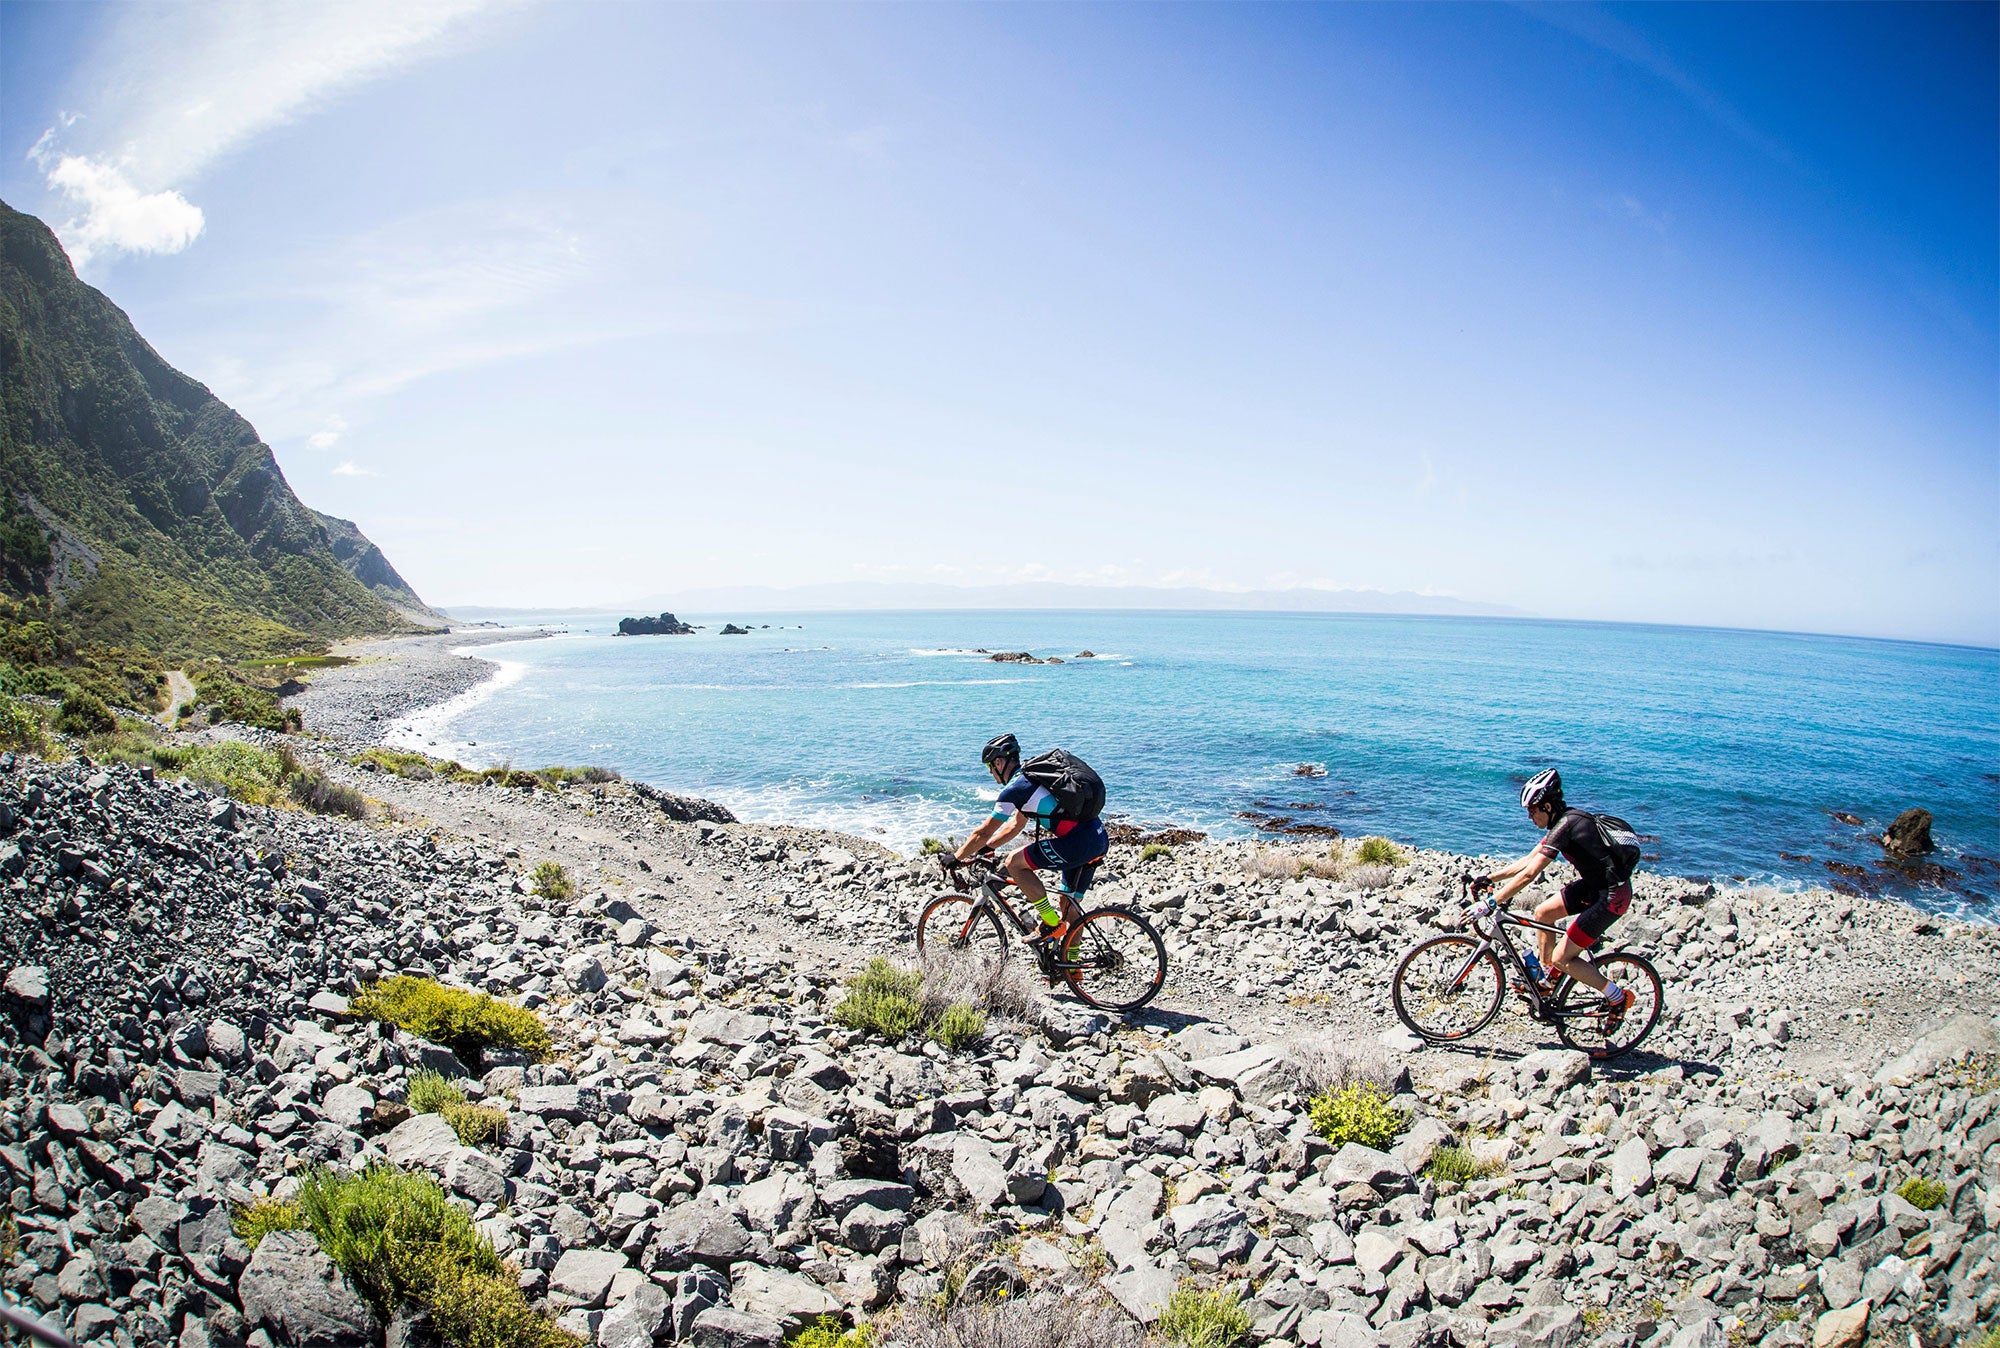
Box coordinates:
[392,611,1999,919]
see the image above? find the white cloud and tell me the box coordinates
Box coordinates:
[332,460,378,477]
[30,0,508,268]
[307,415,348,451]
[38,156,206,268]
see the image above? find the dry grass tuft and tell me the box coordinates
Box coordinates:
[1283,1034,1400,1097]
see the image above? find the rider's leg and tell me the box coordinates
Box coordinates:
[1004,847,1049,909]
[1551,930,1608,992]
[1533,893,1567,967]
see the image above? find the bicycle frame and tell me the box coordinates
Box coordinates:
[946,857,1094,975]
[1470,906,1580,1021]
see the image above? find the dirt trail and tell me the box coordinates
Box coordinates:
[157,670,197,726]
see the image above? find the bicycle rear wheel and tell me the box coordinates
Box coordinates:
[914,893,1009,981]
[1062,907,1168,1012]
[1392,935,1506,1043]
[1554,951,1664,1060]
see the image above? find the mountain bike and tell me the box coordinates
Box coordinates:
[1391,874,1663,1059]
[915,852,1169,1013]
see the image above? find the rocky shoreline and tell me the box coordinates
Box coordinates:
[0,646,1995,1348]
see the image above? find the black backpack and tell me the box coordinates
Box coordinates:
[1021,748,1106,823]
[1593,812,1643,880]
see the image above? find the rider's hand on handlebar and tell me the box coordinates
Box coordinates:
[1470,874,1495,896]
[937,851,962,870]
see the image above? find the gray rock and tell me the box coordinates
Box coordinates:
[1170,1194,1252,1263]
[1488,1304,1582,1348]
[1610,1135,1653,1199]
[841,1203,907,1254]
[1187,1043,1292,1106]
[562,953,607,993]
[728,1263,841,1328]
[208,1020,249,1064]
[207,798,238,830]
[688,1306,785,1348]
[177,1069,225,1106]
[516,1085,599,1121]
[237,1229,381,1348]
[1103,1259,1179,1324]
[381,1111,467,1173]
[950,1133,1011,1210]
[44,1102,89,1135]
[599,1281,670,1348]
[959,1256,1026,1301]
[3,965,49,1005]
[1325,1142,1412,1190]
[320,1084,375,1130]
[549,1248,629,1310]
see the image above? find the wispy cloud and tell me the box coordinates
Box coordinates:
[29,0,509,268]
[331,460,378,478]
[1523,4,1800,171]
[307,414,348,451]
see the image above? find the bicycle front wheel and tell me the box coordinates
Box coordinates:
[1393,935,1506,1043]
[914,893,1009,981]
[1554,951,1664,1060]
[1062,907,1168,1012]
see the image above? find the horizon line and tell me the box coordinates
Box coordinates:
[432,602,2000,656]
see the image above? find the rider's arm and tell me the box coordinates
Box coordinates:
[1491,850,1551,907]
[953,818,1001,861]
[953,809,1028,861]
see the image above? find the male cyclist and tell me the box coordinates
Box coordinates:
[942,733,1109,944]
[1479,769,1636,1025]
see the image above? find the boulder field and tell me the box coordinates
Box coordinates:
[0,750,1995,1348]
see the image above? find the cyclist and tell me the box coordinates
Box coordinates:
[1479,769,1636,1025]
[942,733,1109,944]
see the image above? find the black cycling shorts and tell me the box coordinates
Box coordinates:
[1561,878,1631,950]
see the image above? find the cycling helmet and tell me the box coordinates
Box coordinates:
[981,733,1020,767]
[1520,768,1563,811]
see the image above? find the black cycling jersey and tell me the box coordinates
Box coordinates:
[1535,807,1624,889]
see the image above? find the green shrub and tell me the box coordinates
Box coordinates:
[787,1316,875,1348]
[0,696,50,756]
[1140,842,1174,863]
[1898,1175,1946,1211]
[530,861,574,903]
[239,1165,579,1348]
[55,689,116,737]
[151,741,292,803]
[1352,836,1405,867]
[403,1072,509,1147]
[1971,1328,2000,1348]
[1155,1284,1251,1348]
[1424,1145,1502,1185]
[193,667,301,732]
[919,837,949,855]
[351,976,551,1061]
[930,1001,988,1050]
[406,1069,465,1115]
[232,1197,305,1247]
[1307,1082,1405,1150]
[833,959,928,1040]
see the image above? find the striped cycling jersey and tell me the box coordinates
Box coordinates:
[990,774,1079,837]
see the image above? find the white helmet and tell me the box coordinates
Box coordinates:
[1520,768,1563,811]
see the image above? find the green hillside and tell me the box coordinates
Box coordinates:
[0,199,434,657]
[0,200,439,722]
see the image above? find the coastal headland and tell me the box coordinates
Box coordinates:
[0,629,1993,1348]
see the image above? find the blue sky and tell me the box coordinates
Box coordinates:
[2,2,1994,645]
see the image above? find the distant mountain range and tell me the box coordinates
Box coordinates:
[446,582,1526,621]
[0,201,443,655]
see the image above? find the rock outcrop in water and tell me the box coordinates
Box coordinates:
[1884,808,1936,856]
[618,612,696,636]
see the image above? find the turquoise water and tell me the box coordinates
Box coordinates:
[398,611,2000,918]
